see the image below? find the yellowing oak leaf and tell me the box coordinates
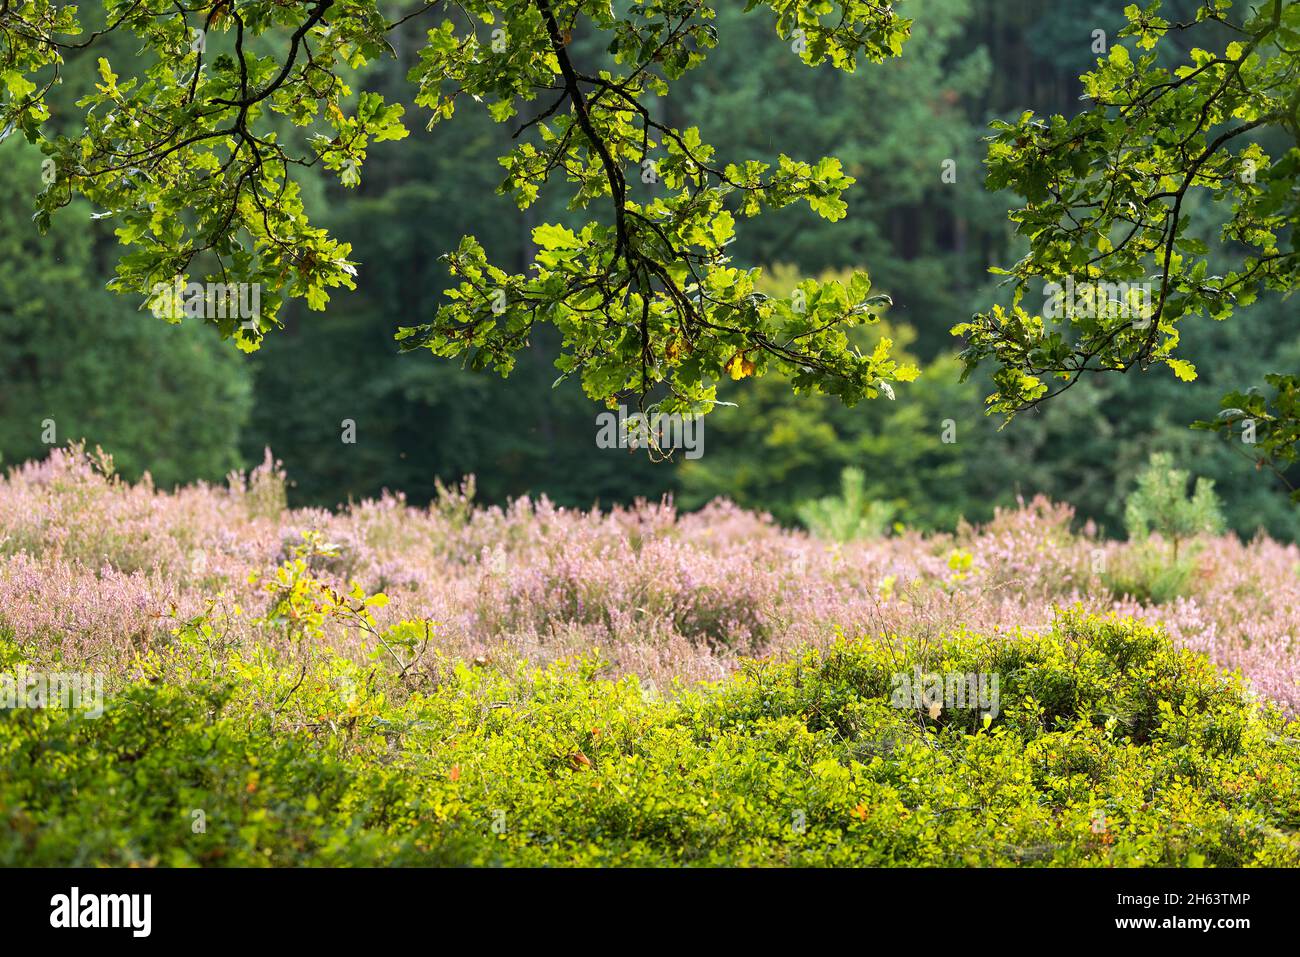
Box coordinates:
[725,352,755,380]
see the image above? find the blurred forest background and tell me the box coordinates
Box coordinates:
[3,0,1297,539]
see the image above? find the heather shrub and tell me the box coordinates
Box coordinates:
[231,448,289,522]
[958,496,1089,600]
[3,610,1297,867]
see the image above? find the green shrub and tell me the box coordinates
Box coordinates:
[1103,453,1225,603]
[3,607,1297,867]
[796,467,896,543]
[1124,452,1225,561]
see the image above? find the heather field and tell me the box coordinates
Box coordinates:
[4,446,1299,710]
[3,446,1299,867]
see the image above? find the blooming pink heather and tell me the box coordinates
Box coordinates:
[2,445,1297,713]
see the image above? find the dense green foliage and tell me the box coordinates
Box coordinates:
[3,606,1297,866]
